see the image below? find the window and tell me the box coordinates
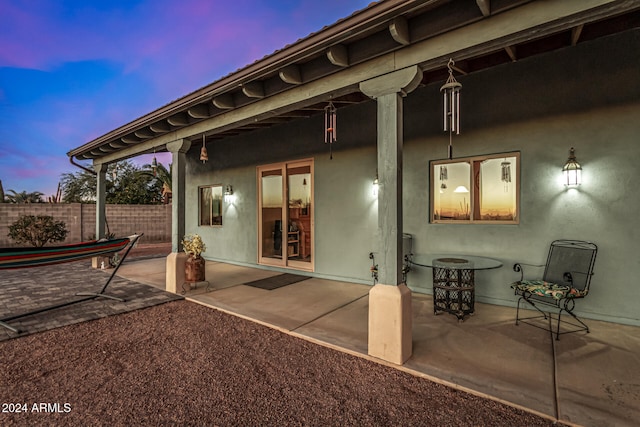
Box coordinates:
[431,152,519,224]
[199,185,223,226]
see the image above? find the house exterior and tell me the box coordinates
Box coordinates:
[68,0,640,365]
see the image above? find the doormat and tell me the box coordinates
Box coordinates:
[244,273,310,290]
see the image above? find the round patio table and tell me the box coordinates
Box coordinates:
[409,254,502,321]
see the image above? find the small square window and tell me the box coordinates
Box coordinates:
[431,152,519,224]
[199,185,223,226]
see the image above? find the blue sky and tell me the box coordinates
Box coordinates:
[0,0,371,198]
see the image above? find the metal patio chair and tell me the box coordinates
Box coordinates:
[510,240,597,340]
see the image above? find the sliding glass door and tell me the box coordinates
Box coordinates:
[258,160,313,271]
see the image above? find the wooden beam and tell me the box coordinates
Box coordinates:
[188,104,211,119]
[389,16,410,45]
[134,128,155,139]
[242,81,265,98]
[167,113,190,126]
[504,45,517,62]
[121,136,140,144]
[326,44,349,67]
[212,94,234,109]
[279,65,303,84]
[571,24,584,46]
[109,141,128,149]
[476,0,490,17]
[150,121,171,133]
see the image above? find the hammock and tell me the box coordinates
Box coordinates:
[0,237,131,270]
[0,234,143,333]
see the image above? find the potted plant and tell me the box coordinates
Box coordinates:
[182,233,207,285]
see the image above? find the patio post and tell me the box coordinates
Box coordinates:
[360,65,422,365]
[91,162,108,269]
[165,138,191,293]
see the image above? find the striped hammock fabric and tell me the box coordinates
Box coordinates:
[0,237,132,270]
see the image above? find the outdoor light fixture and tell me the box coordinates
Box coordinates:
[200,134,209,164]
[224,185,234,203]
[440,58,462,159]
[324,101,337,159]
[372,173,379,197]
[562,147,582,187]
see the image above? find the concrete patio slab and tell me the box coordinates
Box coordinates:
[407,297,557,418]
[112,257,640,427]
[554,320,640,427]
[115,257,167,288]
[294,293,369,355]
[195,278,370,332]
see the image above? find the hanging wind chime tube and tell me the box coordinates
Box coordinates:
[439,165,448,190]
[200,134,209,164]
[151,148,158,177]
[501,159,511,192]
[440,58,462,159]
[324,101,337,159]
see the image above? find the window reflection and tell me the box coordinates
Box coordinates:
[431,152,519,223]
[199,185,223,226]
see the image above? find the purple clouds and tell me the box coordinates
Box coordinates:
[0,0,371,196]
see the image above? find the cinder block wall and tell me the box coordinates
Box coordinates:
[0,204,171,247]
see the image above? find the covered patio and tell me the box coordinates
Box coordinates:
[115,256,640,427]
[60,1,640,424]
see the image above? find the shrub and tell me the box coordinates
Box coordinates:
[8,215,68,247]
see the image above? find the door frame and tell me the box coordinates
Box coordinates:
[257,158,314,272]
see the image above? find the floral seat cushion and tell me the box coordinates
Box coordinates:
[510,280,587,300]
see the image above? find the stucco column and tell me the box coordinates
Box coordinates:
[91,162,108,268]
[165,138,191,293]
[360,65,422,365]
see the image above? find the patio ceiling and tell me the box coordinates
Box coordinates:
[67,0,640,164]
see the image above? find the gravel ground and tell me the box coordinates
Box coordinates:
[0,300,554,426]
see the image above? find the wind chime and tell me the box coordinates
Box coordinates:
[440,58,462,159]
[200,134,209,164]
[324,101,337,159]
[439,165,448,191]
[151,148,158,177]
[501,159,511,192]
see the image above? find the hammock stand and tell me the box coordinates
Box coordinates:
[0,234,143,333]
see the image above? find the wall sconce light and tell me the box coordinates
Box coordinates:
[224,185,235,203]
[562,147,582,187]
[372,173,379,197]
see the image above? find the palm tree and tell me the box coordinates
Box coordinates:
[139,162,172,204]
[6,189,44,203]
[0,179,5,203]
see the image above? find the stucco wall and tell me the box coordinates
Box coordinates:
[184,28,640,325]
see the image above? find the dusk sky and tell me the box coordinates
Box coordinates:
[0,0,371,198]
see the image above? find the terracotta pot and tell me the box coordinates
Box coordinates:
[185,255,205,283]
